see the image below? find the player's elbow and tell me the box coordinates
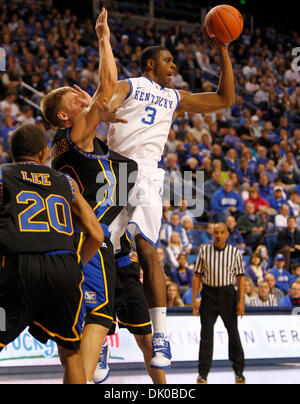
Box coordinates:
[94,227,105,247]
[216,91,236,109]
[89,223,104,248]
[227,94,236,108]
[97,77,117,103]
[220,94,236,109]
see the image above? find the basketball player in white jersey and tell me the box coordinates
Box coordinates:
[107,30,236,369]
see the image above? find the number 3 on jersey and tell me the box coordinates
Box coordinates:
[17,191,73,235]
[142,107,157,125]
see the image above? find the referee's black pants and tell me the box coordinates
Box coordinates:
[198,285,245,378]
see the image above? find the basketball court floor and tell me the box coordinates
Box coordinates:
[0,363,299,384]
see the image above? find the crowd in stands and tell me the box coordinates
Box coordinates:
[1,0,300,310]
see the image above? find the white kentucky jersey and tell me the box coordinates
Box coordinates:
[107,76,180,165]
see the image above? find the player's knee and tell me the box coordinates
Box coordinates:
[136,334,152,356]
[58,345,79,366]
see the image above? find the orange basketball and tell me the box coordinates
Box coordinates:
[204,5,244,44]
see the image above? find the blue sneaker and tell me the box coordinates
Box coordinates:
[93,339,110,384]
[150,333,172,370]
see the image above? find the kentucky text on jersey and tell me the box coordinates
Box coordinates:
[133,89,174,109]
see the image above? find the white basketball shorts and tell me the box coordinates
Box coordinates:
[109,165,165,251]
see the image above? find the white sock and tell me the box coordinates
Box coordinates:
[149,307,167,335]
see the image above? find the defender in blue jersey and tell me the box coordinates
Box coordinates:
[41,8,125,383]
[0,124,104,384]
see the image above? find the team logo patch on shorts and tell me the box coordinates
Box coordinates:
[84,291,97,305]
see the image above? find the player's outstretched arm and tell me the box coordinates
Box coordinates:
[71,8,118,146]
[70,179,104,266]
[175,28,236,118]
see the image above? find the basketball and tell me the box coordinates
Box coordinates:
[204,4,244,44]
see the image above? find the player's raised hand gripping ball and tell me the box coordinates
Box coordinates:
[204,5,244,44]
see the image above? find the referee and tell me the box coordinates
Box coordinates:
[192,223,246,385]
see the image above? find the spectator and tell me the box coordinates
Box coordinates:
[288,191,300,218]
[171,67,185,89]
[212,159,230,184]
[264,273,285,304]
[241,147,257,172]
[278,282,300,310]
[171,253,194,297]
[238,118,256,147]
[250,115,263,139]
[161,213,192,253]
[290,263,300,283]
[245,253,265,287]
[243,59,257,79]
[249,281,278,307]
[275,204,291,231]
[237,201,266,251]
[255,147,270,170]
[173,199,194,220]
[255,245,272,273]
[224,148,239,173]
[211,179,244,223]
[278,161,299,191]
[255,163,267,184]
[189,117,203,143]
[254,82,269,107]
[245,75,260,95]
[244,187,275,215]
[182,287,201,306]
[0,115,17,154]
[199,131,212,158]
[211,144,227,169]
[162,199,172,223]
[179,50,202,92]
[166,282,184,307]
[269,254,294,294]
[157,247,175,282]
[231,95,247,119]
[257,174,274,200]
[166,129,177,154]
[204,170,222,207]
[237,158,256,188]
[16,106,36,126]
[224,127,245,153]
[226,216,248,255]
[199,157,213,182]
[162,153,183,205]
[280,150,300,176]
[265,159,279,184]
[184,144,202,166]
[244,278,258,306]
[198,222,215,246]
[275,216,300,269]
[165,232,183,269]
[0,92,21,120]
[258,129,275,151]
[181,216,201,255]
[267,186,288,213]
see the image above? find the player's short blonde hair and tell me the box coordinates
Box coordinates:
[40,87,71,128]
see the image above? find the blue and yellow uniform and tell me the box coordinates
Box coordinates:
[109,232,152,336]
[51,129,138,329]
[0,163,84,351]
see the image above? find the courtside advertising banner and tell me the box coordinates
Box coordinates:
[0,315,300,367]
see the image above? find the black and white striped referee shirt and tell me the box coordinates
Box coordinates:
[194,244,245,287]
